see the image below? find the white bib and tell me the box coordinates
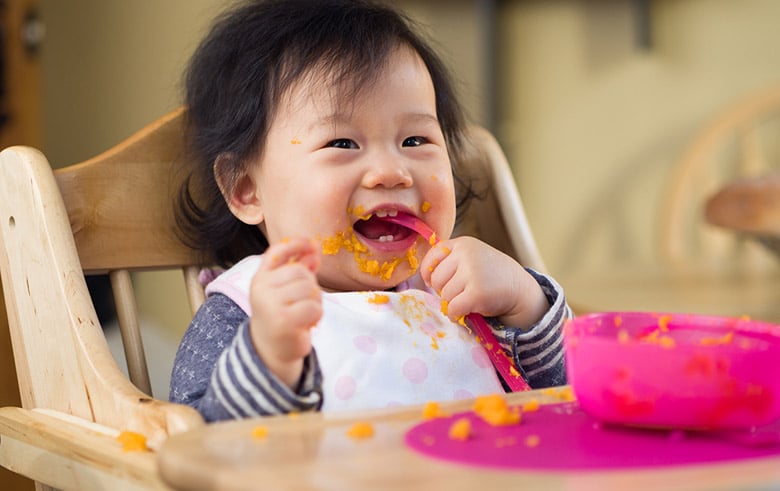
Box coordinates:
[206,255,504,412]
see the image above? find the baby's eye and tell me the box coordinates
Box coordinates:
[327,138,358,149]
[402,136,428,147]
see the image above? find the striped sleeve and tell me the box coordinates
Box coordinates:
[492,268,572,389]
[170,293,322,422]
[200,320,323,421]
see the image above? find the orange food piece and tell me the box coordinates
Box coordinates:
[422,401,448,419]
[346,421,374,439]
[368,293,390,304]
[657,314,672,332]
[251,426,269,439]
[448,417,472,441]
[440,299,449,316]
[555,386,575,401]
[617,329,630,344]
[406,248,419,273]
[421,201,432,213]
[472,394,522,426]
[700,330,735,346]
[116,430,148,452]
[658,335,676,349]
[521,399,540,412]
[524,434,541,448]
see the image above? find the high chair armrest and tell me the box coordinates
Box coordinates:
[0,406,172,490]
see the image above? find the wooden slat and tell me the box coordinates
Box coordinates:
[110,269,152,396]
[0,407,169,491]
[53,108,201,274]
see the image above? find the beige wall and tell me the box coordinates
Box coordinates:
[38,0,780,335]
[497,0,780,275]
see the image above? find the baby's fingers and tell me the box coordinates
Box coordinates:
[419,241,454,286]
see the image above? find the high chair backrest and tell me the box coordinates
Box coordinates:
[454,126,548,274]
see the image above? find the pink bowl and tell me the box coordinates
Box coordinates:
[564,312,780,430]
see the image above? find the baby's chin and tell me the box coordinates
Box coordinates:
[317,266,415,293]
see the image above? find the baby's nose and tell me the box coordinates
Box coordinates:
[361,156,413,189]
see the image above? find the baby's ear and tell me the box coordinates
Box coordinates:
[214,154,264,225]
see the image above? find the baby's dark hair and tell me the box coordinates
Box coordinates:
[176,0,475,267]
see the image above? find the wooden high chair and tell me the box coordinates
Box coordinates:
[0,108,548,490]
[0,108,204,490]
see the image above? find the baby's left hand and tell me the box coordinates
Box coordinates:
[419,236,549,329]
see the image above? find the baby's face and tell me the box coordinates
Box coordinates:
[251,45,456,292]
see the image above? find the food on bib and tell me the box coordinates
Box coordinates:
[440,299,448,316]
[117,430,148,452]
[368,293,390,304]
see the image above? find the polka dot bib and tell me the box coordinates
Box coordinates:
[205,255,504,412]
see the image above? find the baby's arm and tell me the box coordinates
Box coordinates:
[169,293,323,421]
[248,238,323,388]
[419,236,571,388]
[492,269,571,388]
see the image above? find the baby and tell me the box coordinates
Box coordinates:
[170,0,571,421]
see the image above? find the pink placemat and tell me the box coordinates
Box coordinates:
[404,402,780,471]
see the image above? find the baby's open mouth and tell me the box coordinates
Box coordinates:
[353,210,416,243]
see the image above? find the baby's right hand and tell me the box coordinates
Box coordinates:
[248,238,322,389]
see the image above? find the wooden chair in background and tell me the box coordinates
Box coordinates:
[659,83,780,271]
[0,108,549,489]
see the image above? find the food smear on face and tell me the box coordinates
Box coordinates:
[320,226,420,281]
[348,205,371,221]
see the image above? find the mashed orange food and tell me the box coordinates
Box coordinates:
[448,417,471,441]
[422,401,448,420]
[117,430,148,452]
[251,426,269,439]
[346,421,374,439]
[321,228,419,280]
[472,394,521,426]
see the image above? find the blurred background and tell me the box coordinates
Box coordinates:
[2,1,780,486]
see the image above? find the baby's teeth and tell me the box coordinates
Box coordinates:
[388,210,398,217]
[375,210,388,218]
[378,235,394,242]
